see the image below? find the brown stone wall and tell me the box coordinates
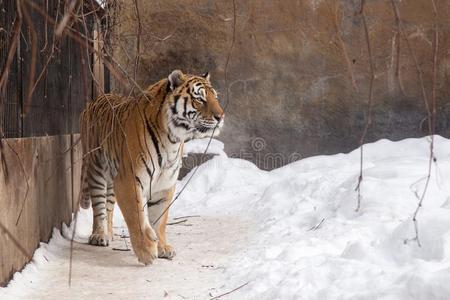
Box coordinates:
[112,0,450,169]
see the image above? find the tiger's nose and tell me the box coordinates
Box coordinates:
[214,113,225,122]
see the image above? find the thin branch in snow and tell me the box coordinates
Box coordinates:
[209,282,250,300]
[355,0,375,212]
[308,218,325,231]
[167,219,188,226]
[410,0,439,247]
[112,248,131,251]
[173,215,201,220]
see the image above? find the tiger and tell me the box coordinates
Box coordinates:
[79,70,224,265]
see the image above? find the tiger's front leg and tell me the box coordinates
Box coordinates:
[114,175,158,265]
[147,186,176,259]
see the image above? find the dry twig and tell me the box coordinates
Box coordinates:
[173,215,201,220]
[355,0,375,212]
[209,282,249,300]
[410,0,438,247]
[167,219,188,226]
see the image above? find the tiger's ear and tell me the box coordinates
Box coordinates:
[168,70,185,91]
[202,71,211,82]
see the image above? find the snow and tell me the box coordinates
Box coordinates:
[183,137,227,157]
[2,136,450,299]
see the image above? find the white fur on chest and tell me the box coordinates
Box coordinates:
[141,148,182,200]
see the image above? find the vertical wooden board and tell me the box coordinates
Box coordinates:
[36,135,72,241]
[0,138,40,286]
[0,0,21,138]
[45,37,71,136]
[20,0,47,138]
[70,22,91,134]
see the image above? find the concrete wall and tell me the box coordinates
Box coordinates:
[0,135,82,286]
[112,0,450,169]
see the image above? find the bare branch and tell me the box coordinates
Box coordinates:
[355,0,375,211]
[209,282,249,300]
[410,0,439,247]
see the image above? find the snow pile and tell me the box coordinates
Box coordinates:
[0,229,73,299]
[2,136,450,299]
[183,138,227,157]
[173,136,450,299]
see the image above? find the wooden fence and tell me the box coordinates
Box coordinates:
[0,0,109,285]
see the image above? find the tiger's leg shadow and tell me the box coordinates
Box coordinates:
[147,186,176,259]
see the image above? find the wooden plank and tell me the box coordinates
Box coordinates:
[0,134,82,286]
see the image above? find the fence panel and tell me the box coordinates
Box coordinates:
[1,0,102,138]
[0,0,21,137]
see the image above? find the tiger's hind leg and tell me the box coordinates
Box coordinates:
[147,186,176,259]
[87,164,110,246]
[106,181,116,241]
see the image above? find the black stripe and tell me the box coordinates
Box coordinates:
[93,201,105,207]
[94,212,105,218]
[91,194,106,198]
[155,82,167,98]
[167,133,179,144]
[183,97,188,118]
[171,95,181,115]
[135,175,144,190]
[89,175,105,187]
[147,198,166,207]
[145,119,162,167]
[91,165,104,177]
[88,183,104,190]
[173,118,191,130]
[156,83,170,120]
[107,199,115,204]
[142,157,154,180]
[137,119,154,165]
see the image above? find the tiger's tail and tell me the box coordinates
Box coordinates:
[79,149,91,209]
[79,108,91,210]
[80,168,91,209]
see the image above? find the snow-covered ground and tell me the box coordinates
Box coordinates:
[2,136,450,299]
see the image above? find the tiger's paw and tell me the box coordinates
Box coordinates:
[158,244,176,259]
[136,241,158,265]
[135,226,158,265]
[88,232,110,247]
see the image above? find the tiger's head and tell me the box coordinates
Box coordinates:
[166,70,225,140]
